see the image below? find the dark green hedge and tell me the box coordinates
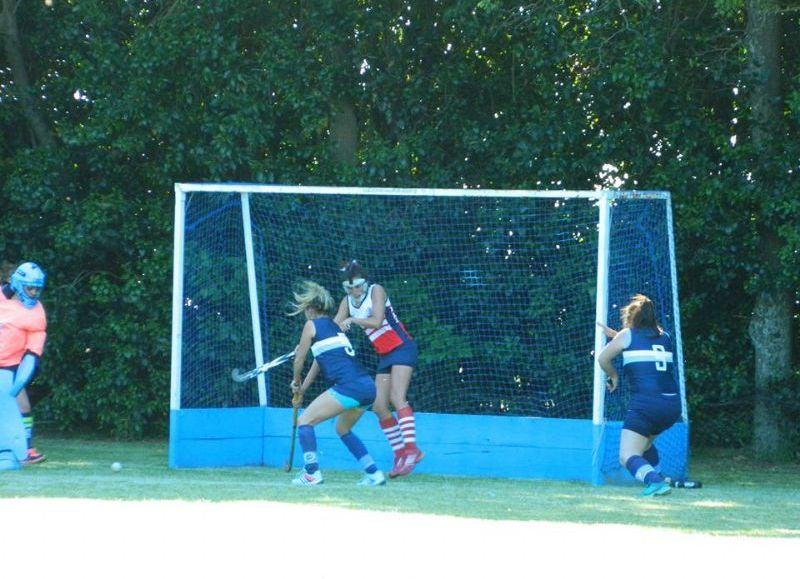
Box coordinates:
[1,1,797,450]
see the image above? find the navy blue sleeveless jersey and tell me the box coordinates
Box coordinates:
[621,328,681,436]
[622,328,678,396]
[310,318,373,400]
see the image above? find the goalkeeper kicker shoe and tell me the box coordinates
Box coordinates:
[292,469,323,486]
[357,470,386,486]
[640,481,671,497]
[22,448,46,465]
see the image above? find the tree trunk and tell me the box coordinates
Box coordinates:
[329,98,358,166]
[1,0,56,147]
[745,0,789,458]
[748,289,792,456]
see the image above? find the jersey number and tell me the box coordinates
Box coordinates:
[338,332,356,357]
[652,345,667,371]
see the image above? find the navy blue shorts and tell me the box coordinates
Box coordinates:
[623,394,682,437]
[376,340,418,374]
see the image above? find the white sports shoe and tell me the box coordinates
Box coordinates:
[292,469,324,486]
[357,470,386,486]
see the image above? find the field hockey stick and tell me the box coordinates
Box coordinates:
[284,392,302,472]
[231,350,295,382]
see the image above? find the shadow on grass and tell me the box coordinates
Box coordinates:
[1,437,798,538]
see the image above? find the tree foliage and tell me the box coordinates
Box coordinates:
[0,0,797,450]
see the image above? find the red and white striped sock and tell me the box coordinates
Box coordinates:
[397,405,418,451]
[379,416,406,457]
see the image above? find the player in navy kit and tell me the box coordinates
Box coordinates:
[288,280,385,486]
[335,260,422,478]
[597,294,682,497]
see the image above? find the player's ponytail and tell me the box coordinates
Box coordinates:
[288,281,335,317]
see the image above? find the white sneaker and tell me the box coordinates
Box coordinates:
[357,470,386,486]
[292,469,324,486]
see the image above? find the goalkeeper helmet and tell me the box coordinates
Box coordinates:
[10,262,46,309]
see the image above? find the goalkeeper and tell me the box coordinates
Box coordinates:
[335,259,423,478]
[0,262,48,465]
[288,281,385,487]
[597,294,681,497]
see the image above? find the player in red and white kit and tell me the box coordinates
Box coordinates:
[0,262,48,464]
[335,260,423,478]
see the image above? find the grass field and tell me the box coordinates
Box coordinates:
[2,436,798,578]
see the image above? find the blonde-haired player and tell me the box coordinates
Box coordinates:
[288,280,385,486]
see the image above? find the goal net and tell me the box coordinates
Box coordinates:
[170,185,688,482]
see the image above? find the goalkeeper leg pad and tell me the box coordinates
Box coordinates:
[0,374,26,466]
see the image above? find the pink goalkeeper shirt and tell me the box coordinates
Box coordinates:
[0,290,47,367]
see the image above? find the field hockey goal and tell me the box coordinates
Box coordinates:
[169,184,688,484]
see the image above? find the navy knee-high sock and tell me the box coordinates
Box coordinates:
[298,425,319,474]
[625,455,664,484]
[340,431,378,474]
[643,445,660,469]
